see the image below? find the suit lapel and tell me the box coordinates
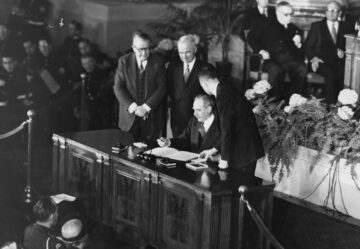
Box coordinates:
[144,54,155,99]
[128,53,138,95]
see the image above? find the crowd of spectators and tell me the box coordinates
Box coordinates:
[0,0,117,145]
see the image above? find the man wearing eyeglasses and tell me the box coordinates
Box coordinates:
[305,1,352,104]
[248,1,307,101]
[114,30,166,141]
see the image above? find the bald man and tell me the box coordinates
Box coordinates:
[305,1,353,104]
[167,35,209,136]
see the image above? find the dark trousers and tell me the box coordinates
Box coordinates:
[316,61,345,104]
[264,60,308,99]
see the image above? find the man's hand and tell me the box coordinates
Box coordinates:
[293,34,302,48]
[135,105,148,117]
[218,159,229,169]
[128,102,137,114]
[157,137,170,147]
[337,49,345,59]
[259,50,270,60]
[218,170,228,181]
[199,148,218,161]
[310,57,324,72]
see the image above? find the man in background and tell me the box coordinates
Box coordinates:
[248,1,307,100]
[305,1,351,104]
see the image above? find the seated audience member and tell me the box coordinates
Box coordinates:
[18,0,49,42]
[158,94,221,156]
[78,39,115,73]
[55,214,87,249]
[0,51,33,114]
[337,0,357,33]
[75,55,113,130]
[58,20,83,59]
[33,37,69,105]
[248,1,307,100]
[167,34,208,137]
[240,0,276,40]
[305,1,353,104]
[197,65,264,174]
[21,37,39,75]
[24,197,59,249]
[0,24,23,60]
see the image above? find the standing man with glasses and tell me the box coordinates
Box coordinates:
[167,35,209,137]
[114,30,166,141]
[305,1,350,104]
[248,1,307,101]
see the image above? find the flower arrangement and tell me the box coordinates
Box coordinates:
[248,87,360,187]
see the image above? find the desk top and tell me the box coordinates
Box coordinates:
[53,129,274,195]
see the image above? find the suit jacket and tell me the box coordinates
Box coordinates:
[240,6,276,40]
[171,116,221,153]
[216,82,264,169]
[248,19,304,64]
[167,58,207,132]
[305,18,348,64]
[113,52,166,131]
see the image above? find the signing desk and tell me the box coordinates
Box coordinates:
[52,129,274,249]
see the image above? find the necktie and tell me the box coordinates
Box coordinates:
[199,122,205,138]
[331,22,337,44]
[184,63,190,82]
[139,62,145,74]
[262,8,268,18]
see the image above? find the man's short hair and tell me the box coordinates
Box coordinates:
[276,1,291,9]
[132,30,152,44]
[78,38,91,46]
[197,64,218,80]
[177,35,197,49]
[195,94,215,111]
[33,197,57,222]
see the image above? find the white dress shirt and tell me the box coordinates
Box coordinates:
[183,58,196,75]
[203,114,215,133]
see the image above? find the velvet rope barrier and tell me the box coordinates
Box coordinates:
[239,186,285,249]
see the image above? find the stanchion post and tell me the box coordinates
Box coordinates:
[80,73,86,131]
[24,110,35,204]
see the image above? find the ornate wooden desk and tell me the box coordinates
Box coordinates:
[52,129,275,249]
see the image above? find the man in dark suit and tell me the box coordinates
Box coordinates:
[198,65,264,173]
[158,94,221,155]
[248,1,307,100]
[240,0,276,40]
[305,1,350,104]
[167,35,208,137]
[114,31,166,141]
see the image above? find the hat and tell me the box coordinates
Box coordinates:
[58,214,87,243]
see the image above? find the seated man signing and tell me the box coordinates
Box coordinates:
[158,94,221,159]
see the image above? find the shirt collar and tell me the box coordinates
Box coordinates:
[327,20,339,30]
[136,58,148,69]
[184,58,196,73]
[203,114,214,133]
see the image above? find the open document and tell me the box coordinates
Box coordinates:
[144,147,198,162]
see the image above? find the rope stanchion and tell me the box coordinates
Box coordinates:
[24,110,35,204]
[0,120,28,140]
[239,186,285,249]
